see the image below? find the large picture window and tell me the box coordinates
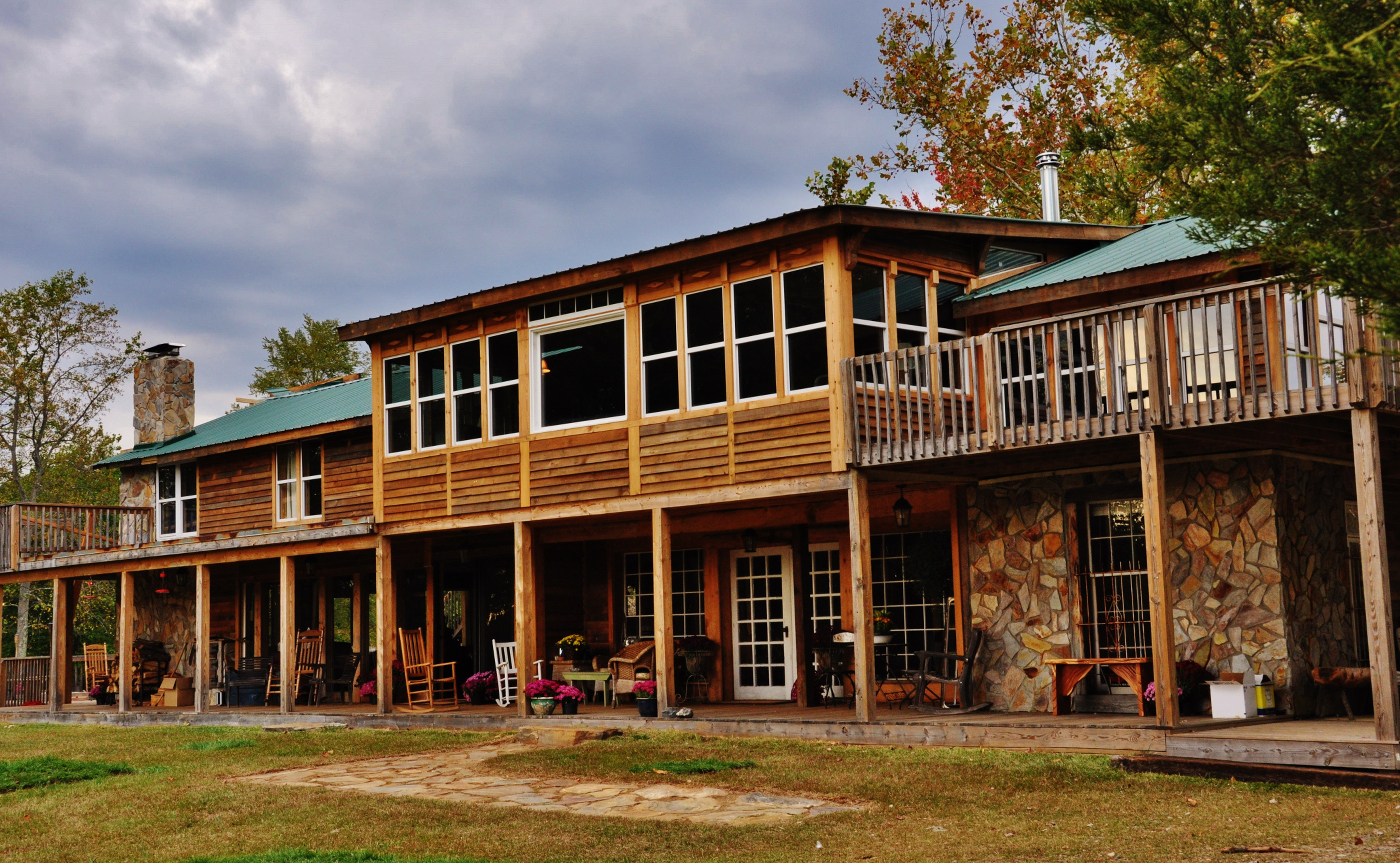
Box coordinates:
[157,463,198,538]
[535,313,626,429]
[894,272,929,349]
[732,276,776,400]
[623,549,706,641]
[871,532,956,674]
[417,348,446,449]
[384,355,412,454]
[641,298,679,415]
[451,339,482,443]
[685,288,726,408]
[852,264,888,357]
[276,443,322,521]
[487,331,519,437]
[782,265,827,392]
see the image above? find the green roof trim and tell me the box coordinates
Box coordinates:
[956,216,1224,303]
[95,377,371,467]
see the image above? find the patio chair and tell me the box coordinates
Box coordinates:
[83,644,112,693]
[911,628,991,714]
[324,651,363,704]
[608,641,655,706]
[398,627,457,712]
[492,640,544,707]
[267,630,325,706]
[226,656,274,707]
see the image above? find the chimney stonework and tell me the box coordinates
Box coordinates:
[133,353,195,445]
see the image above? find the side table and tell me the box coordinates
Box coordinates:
[561,670,613,707]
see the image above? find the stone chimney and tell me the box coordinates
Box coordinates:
[134,343,195,445]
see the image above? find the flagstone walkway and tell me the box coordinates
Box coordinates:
[238,741,862,825]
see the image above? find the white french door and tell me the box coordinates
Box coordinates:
[731,548,796,700]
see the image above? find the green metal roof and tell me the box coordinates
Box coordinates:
[95,376,371,467]
[956,216,1224,303]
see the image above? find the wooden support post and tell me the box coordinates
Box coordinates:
[1351,408,1400,741]
[514,521,540,716]
[792,524,814,706]
[351,570,366,702]
[424,542,436,663]
[49,578,70,711]
[848,471,877,722]
[375,536,394,714]
[318,571,331,671]
[652,508,675,710]
[279,556,295,714]
[194,564,211,713]
[117,571,133,713]
[1140,430,1180,727]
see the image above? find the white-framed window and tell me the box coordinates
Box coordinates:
[528,287,623,324]
[417,347,446,450]
[935,280,968,342]
[157,463,198,538]
[487,331,520,438]
[451,338,483,443]
[732,275,776,401]
[893,272,929,350]
[782,265,828,392]
[531,310,627,431]
[805,543,842,633]
[383,354,412,454]
[641,297,680,415]
[685,287,726,408]
[852,263,888,357]
[276,443,323,521]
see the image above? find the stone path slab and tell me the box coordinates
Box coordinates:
[238,742,861,825]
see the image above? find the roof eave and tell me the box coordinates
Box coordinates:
[94,414,372,469]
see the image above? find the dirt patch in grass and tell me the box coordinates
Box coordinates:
[0,756,132,793]
[184,852,491,863]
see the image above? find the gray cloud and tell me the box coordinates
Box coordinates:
[0,0,902,443]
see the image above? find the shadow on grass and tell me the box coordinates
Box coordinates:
[0,756,132,793]
[183,852,495,863]
[185,739,258,752]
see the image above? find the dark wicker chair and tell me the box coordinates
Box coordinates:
[912,628,990,714]
[225,656,275,707]
[325,652,363,704]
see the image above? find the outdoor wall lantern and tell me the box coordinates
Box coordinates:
[742,528,759,554]
[893,486,913,528]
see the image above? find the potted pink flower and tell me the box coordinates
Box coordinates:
[633,679,658,717]
[462,672,498,706]
[524,678,560,716]
[555,684,586,715]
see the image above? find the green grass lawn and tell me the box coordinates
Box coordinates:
[0,722,1395,863]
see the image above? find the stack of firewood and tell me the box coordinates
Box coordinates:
[131,640,170,702]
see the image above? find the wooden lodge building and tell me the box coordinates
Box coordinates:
[2,200,1397,771]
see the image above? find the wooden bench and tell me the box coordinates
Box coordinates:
[1042,657,1153,716]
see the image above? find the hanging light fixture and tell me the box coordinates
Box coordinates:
[742,528,759,554]
[155,571,170,594]
[893,485,913,528]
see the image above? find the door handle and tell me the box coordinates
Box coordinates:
[783,626,790,637]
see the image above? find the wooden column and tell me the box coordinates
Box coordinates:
[848,471,877,722]
[48,578,71,711]
[117,571,134,713]
[1352,408,1400,741]
[375,536,394,714]
[318,571,332,671]
[424,542,436,662]
[279,556,295,714]
[514,520,538,717]
[351,571,366,702]
[1140,430,1180,727]
[194,564,211,713]
[652,508,675,710]
[792,524,814,706]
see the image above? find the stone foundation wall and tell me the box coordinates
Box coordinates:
[134,355,195,445]
[132,568,197,677]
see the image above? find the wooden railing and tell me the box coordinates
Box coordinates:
[845,281,1397,466]
[4,503,153,566]
[0,657,49,707]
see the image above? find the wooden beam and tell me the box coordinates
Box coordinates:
[48,577,70,711]
[792,523,813,706]
[847,471,876,722]
[194,564,211,713]
[652,508,675,710]
[351,569,366,702]
[279,556,295,714]
[117,571,133,713]
[375,536,394,714]
[514,521,538,717]
[1351,408,1400,741]
[1140,431,1180,727]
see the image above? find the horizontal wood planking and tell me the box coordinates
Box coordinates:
[1165,733,1398,771]
[382,453,448,521]
[640,414,729,494]
[529,429,630,506]
[733,400,832,481]
[322,432,373,522]
[451,443,522,514]
[198,451,273,537]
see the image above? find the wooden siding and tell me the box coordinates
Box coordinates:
[323,432,373,522]
[198,451,273,537]
[451,442,522,514]
[733,400,832,481]
[640,414,730,493]
[383,453,448,521]
[529,429,630,506]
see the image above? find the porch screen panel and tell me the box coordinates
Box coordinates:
[1081,500,1152,660]
[870,532,956,674]
[734,553,787,689]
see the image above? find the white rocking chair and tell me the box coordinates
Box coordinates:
[492,640,544,707]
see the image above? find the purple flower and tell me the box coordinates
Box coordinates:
[555,685,586,703]
[360,680,376,696]
[462,671,498,698]
[524,678,560,699]
[633,679,658,699]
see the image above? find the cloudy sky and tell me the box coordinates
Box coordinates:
[0,0,929,445]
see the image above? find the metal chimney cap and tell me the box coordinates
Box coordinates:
[142,342,186,357]
[1036,151,1062,168]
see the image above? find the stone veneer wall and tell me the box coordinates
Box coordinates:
[134,355,195,445]
[119,466,155,509]
[132,568,197,677]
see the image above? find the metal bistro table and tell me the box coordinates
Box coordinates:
[560,670,613,707]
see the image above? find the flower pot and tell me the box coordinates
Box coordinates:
[559,699,579,715]
[529,697,558,717]
[637,697,658,718]
[873,634,893,644]
[467,690,489,706]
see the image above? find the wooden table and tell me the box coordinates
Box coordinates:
[560,670,613,707]
[1042,657,1153,716]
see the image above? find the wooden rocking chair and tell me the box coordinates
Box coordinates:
[397,628,457,712]
[83,643,113,693]
[266,630,325,705]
